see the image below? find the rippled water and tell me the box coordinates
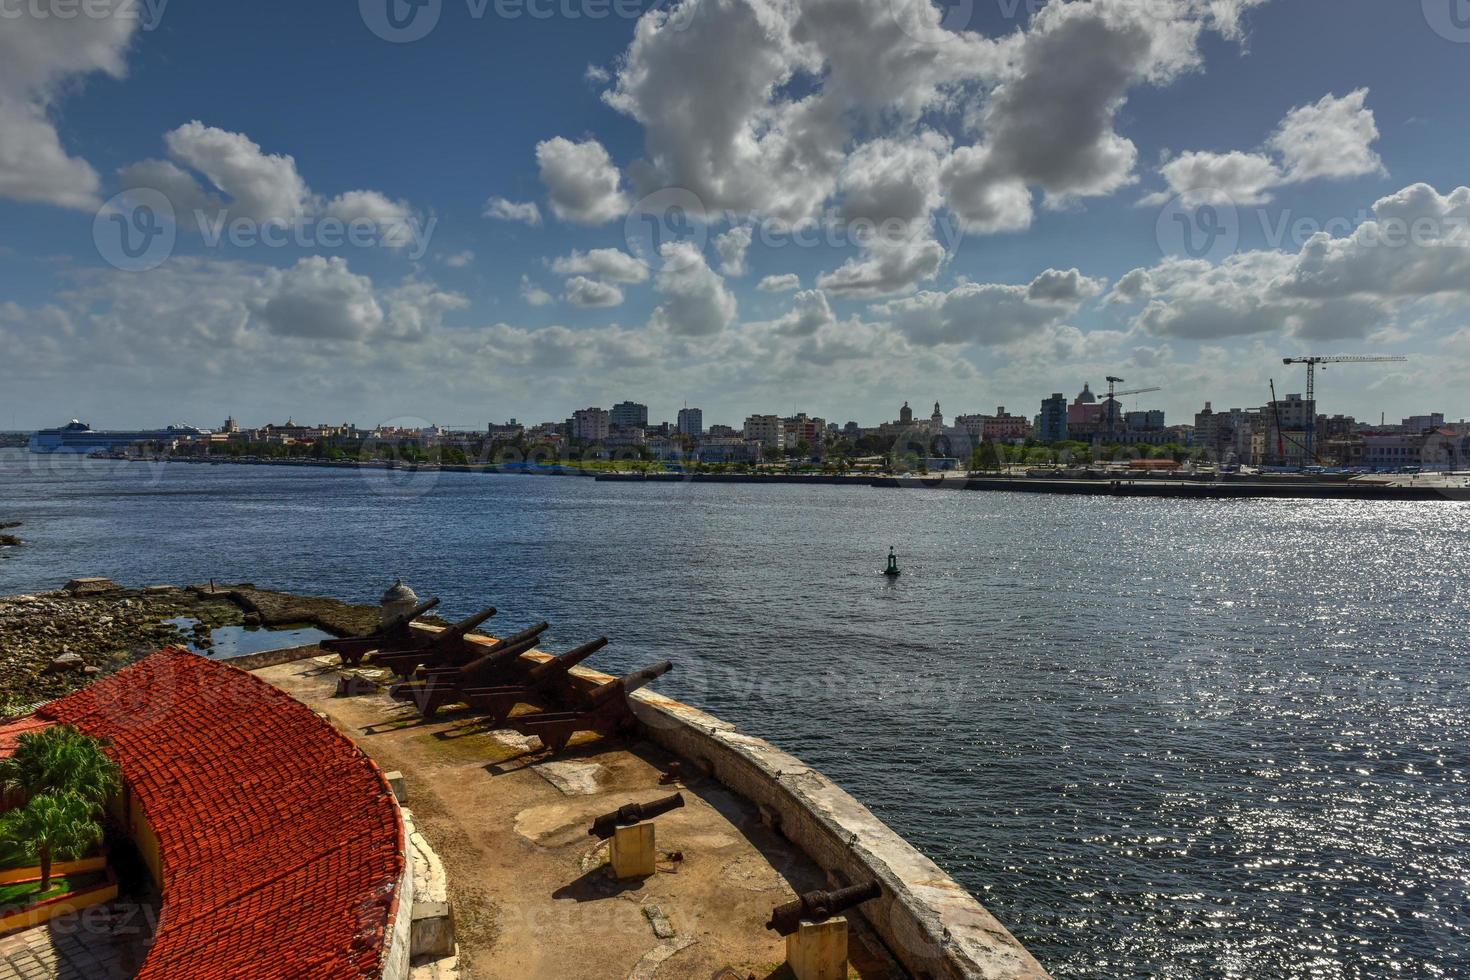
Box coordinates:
[2,451,1466,977]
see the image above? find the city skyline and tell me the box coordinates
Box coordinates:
[4,2,1470,429]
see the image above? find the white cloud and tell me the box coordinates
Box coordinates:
[484,197,543,226]
[550,248,650,284]
[325,190,420,249]
[816,231,946,299]
[536,137,628,225]
[1269,89,1384,184]
[757,273,801,293]
[0,3,139,209]
[1145,89,1383,206]
[771,289,835,336]
[441,250,474,268]
[252,256,385,340]
[714,226,753,277]
[163,121,315,222]
[873,268,1105,346]
[564,276,625,308]
[1113,183,1470,342]
[648,241,737,336]
[520,275,554,307]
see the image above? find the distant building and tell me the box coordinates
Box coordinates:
[1038,394,1068,443]
[899,402,914,425]
[677,407,703,438]
[707,423,738,438]
[610,401,648,431]
[930,402,944,431]
[781,414,825,452]
[487,419,525,441]
[1402,413,1446,434]
[569,407,610,443]
[743,414,784,449]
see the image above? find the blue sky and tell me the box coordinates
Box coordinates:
[2,0,1469,430]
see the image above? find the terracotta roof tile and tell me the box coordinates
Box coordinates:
[0,716,53,759]
[33,648,404,979]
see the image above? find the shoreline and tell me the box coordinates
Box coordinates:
[15,451,1470,500]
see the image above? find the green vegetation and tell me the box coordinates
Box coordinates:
[0,870,108,912]
[0,725,120,886]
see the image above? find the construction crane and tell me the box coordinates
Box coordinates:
[1103,376,1163,439]
[1282,355,1408,460]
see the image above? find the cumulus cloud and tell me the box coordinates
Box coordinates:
[564,276,626,308]
[0,2,139,209]
[252,256,385,340]
[648,242,737,336]
[536,137,628,224]
[550,248,650,284]
[324,190,420,249]
[1145,89,1384,206]
[119,124,422,249]
[162,121,315,222]
[520,275,555,307]
[1113,183,1470,342]
[484,197,543,226]
[758,273,801,292]
[714,226,753,276]
[873,268,1105,346]
[1269,89,1384,184]
[771,289,835,336]
[441,250,475,268]
[816,232,946,299]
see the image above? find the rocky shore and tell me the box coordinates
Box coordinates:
[0,522,20,547]
[0,580,384,713]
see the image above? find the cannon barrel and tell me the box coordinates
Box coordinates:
[417,632,544,682]
[440,605,498,640]
[321,596,441,656]
[526,636,608,683]
[588,661,673,704]
[588,793,685,839]
[765,882,882,936]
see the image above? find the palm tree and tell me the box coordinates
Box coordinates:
[0,792,103,890]
[0,724,121,814]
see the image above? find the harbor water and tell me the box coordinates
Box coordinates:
[1,451,1465,977]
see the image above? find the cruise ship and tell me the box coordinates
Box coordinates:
[28,420,209,454]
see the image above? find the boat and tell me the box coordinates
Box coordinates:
[28,419,207,454]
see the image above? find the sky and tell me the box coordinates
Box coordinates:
[2,0,1469,431]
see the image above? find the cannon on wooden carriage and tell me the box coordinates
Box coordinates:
[388,622,550,716]
[765,882,882,937]
[588,792,685,840]
[320,597,442,666]
[368,605,500,678]
[461,636,609,726]
[505,661,672,754]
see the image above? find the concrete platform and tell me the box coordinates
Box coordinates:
[254,656,902,980]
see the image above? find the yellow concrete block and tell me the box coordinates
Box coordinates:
[609,822,656,879]
[786,916,848,980]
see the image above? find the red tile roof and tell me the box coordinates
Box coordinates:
[0,716,53,759]
[31,648,404,979]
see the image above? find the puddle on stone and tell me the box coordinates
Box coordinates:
[164,616,333,659]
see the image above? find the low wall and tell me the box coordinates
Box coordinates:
[425,627,1049,979]
[0,879,118,935]
[0,855,106,885]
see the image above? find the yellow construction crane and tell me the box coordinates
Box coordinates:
[1282,355,1408,459]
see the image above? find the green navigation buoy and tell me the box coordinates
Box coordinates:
[884,546,901,578]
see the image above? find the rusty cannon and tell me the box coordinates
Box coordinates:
[765,882,882,936]
[506,661,673,754]
[588,792,685,839]
[320,597,442,666]
[462,636,609,726]
[369,605,500,678]
[389,623,550,716]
